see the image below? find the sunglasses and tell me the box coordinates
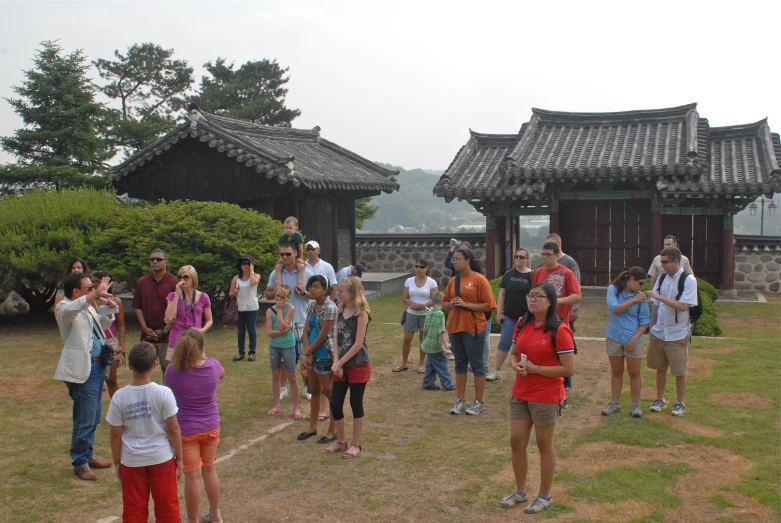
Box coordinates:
[279,252,294,257]
[177,274,191,280]
[660,260,671,264]
[305,247,316,251]
[241,261,251,266]
[150,257,166,262]
[415,265,427,269]
[514,255,528,259]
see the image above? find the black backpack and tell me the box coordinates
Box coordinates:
[656,271,703,323]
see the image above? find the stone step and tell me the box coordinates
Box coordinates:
[359,272,412,297]
[364,290,381,301]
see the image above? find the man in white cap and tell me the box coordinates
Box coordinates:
[304,241,337,301]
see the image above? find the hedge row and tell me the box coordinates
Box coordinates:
[0,189,284,318]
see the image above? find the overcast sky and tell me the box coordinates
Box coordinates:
[1,0,780,174]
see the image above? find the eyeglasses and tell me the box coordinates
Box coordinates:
[279,252,294,257]
[150,257,166,262]
[514,255,528,259]
[177,274,191,280]
[526,294,549,301]
[241,261,251,266]
[541,253,555,257]
[308,285,323,290]
[415,265,427,269]
[452,257,465,262]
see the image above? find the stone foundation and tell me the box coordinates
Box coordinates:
[734,254,781,292]
[358,247,485,287]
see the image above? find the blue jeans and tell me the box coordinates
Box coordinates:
[450,331,488,377]
[65,362,104,469]
[483,318,492,367]
[498,316,519,352]
[422,351,455,389]
[237,310,259,356]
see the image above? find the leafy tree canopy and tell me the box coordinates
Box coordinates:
[94,43,193,154]
[185,58,300,126]
[355,197,378,230]
[1,41,112,193]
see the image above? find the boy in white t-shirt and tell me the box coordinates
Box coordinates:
[107,342,183,523]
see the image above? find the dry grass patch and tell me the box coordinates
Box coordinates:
[687,357,724,378]
[650,415,726,438]
[710,392,773,408]
[693,345,747,355]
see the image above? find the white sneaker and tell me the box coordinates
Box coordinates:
[486,369,501,381]
[304,390,312,400]
[279,386,288,400]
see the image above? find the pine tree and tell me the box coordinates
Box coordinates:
[0,41,112,193]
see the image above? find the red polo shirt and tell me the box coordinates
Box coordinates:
[133,271,178,342]
[511,321,575,404]
[532,264,581,324]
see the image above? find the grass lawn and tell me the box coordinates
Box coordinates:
[0,293,778,522]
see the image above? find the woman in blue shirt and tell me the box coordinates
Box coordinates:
[603,267,650,418]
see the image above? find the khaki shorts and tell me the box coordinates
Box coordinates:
[509,396,559,425]
[606,337,645,359]
[646,332,690,376]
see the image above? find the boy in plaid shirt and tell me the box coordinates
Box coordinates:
[421,292,455,390]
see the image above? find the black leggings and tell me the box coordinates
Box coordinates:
[330,381,366,421]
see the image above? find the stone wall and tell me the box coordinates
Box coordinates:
[733,236,781,293]
[356,233,485,287]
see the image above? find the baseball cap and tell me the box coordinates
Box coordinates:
[238,254,254,264]
[355,264,366,277]
[305,240,320,249]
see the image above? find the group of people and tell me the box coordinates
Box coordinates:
[52,214,699,518]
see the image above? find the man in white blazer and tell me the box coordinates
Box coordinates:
[55,272,119,481]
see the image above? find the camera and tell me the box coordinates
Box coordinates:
[451,239,462,247]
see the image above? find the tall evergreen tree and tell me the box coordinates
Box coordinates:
[94,43,193,155]
[185,58,300,126]
[1,41,112,193]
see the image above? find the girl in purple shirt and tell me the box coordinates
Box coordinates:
[165,329,224,523]
[164,265,213,364]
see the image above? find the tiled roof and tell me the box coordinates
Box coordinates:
[110,106,399,193]
[435,103,781,200]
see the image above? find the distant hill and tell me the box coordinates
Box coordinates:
[362,164,483,233]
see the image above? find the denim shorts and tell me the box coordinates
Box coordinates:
[449,331,488,377]
[312,358,333,376]
[497,316,519,352]
[269,345,296,372]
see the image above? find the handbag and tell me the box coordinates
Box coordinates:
[223,297,239,325]
[106,328,126,368]
[399,309,407,326]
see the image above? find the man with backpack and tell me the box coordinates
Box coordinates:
[645,247,699,416]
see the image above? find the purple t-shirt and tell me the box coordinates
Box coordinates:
[164,358,222,436]
[166,291,211,348]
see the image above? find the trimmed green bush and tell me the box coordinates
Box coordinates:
[489,276,502,333]
[92,199,283,322]
[0,188,120,312]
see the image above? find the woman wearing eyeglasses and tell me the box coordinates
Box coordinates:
[393,259,438,374]
[164,266,213,367]
[487,248,533,382]
[229,255,261,362]
[602,267,650,418]
[502,282,574,514]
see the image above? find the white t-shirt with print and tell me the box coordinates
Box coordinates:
[405,276,438,315]
[106,382,178,467]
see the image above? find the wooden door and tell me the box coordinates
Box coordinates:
[560,200,652,286]
[662,215,722,287]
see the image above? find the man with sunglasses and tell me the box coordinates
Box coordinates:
[645,247,697,416]
[132,249,177,372]
[304,241,337,301]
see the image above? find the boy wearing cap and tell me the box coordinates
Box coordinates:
[304,241,338,300]
[336,264,366,284]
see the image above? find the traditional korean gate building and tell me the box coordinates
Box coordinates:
[434,104,781,294]
[110,105,399,269]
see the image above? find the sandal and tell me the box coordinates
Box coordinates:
[524,496,553,514]
[417,367,425,374]
[392,366,409,373]
[317,434,337,444]
[500,491,528,508]
[342,444,361,459]
[296,430,318,441]
[248,354,256,361]
[323,441,348,454]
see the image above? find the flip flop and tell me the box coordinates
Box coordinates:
[267,407,281,416]
[317,434,338,444]
[417,367,425,374]
[292,412,303,420]
[296,430,318,441]
[392,366,409,373]
[318,415,330,422]
[342,445,361,459]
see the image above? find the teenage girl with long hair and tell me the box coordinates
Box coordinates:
[324,277,371,459]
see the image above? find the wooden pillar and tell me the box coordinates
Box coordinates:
[549,199,559,234]
[651,198,662,256]
[720,215,737,297]
[485,215,496,279]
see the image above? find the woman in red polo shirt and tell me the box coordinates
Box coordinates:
[501,282,575,514]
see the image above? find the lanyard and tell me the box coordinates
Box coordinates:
[85,309,107,344]
[181,289,197,327]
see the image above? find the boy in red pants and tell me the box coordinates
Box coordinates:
[107,342,184,523]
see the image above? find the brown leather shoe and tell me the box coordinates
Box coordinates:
[74,465,97,481]
[88,457,112,469]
